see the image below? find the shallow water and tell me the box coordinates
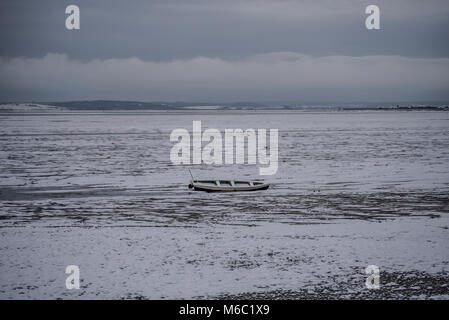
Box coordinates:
[0,110,448,299]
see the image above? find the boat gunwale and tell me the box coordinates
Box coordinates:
[190,180,270,192]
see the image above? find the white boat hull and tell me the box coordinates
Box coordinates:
[189,180,270,192]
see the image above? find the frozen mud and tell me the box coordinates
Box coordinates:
[0,110,448,299]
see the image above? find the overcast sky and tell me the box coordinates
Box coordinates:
[0,0,448,103]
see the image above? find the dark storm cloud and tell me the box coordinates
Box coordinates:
[0,0,449,102]
[1,0,448,61]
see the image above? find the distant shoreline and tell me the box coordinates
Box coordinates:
[1,101,448,112]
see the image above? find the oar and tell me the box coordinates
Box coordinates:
[188,169,194,183]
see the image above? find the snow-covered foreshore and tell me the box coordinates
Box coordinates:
[0,110,448,299]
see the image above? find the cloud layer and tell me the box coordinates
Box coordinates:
[1,0,449,62]
[1,52,449,102]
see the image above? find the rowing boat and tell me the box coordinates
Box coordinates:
[187,169,270,192]
[188,179,270,192]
